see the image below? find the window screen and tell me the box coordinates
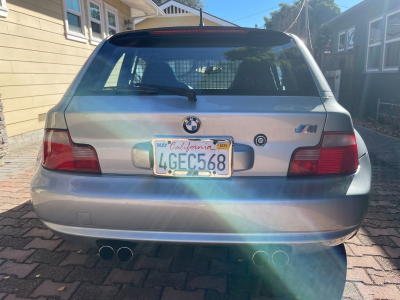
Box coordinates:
[67,12,81,33]
[108,12,116,27]
[67,0,80,12]
[368,45,381,70]
[386,12,400,41]
[384,12,400,69]
[339,33,345,51]
[91,22,101,39]
[90,2,100,20]
[385,41,400,68]
[347,28,355,49]
[369,19,383,45]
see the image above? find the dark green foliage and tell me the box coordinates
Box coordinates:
[222,45,315,92]
[223,47,275,62]
[264,0,340,50]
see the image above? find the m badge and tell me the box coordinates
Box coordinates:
[295,125,318,133]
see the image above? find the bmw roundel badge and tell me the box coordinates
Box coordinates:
[183,116,201,134]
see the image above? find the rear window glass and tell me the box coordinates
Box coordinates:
[76,32,319,96]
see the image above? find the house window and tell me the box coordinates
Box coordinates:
[347,27,355,50]
[0,0,9,18]
[104,3,119,36]
[63,0,87,42]
[338,31,346,52]
[367,17,383,71]
[383,10,400,70]
[87,0,104,45]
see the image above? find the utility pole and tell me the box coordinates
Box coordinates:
[305,0,309,49]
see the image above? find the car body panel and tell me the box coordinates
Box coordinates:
[31,154,370,250]
[65,95,326,176]
[354,129,368,158]
[32,28,371,252]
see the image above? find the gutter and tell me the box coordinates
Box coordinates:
[122,0,165,18]
[144,0,165,16]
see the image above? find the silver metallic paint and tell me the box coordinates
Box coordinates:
[64,96,326,176]
[292,35,355,133]
[132,142,152,169]
[31,154,370,249]
[33,32,371,251]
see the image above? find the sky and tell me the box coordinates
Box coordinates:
[204,0,364,28]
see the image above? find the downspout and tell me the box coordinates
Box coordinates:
[0,92,8,166]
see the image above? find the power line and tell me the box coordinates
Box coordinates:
[307,9,313,50]
[285,0,306,32]
[305,0,310,49]
[231,1,295,22]
[231,2,349,24]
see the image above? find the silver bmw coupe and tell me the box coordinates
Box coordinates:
[30,27,371,264]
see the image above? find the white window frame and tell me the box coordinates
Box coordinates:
[366,16,383,72]
[383,9,400,71]
[104,2,119,37]
[346,27,355,50]
[63,0,88,43]
[87,0,105,45]
[338,31,346,52]
[0,0,9,18]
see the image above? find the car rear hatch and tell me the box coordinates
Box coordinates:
[64,28,326,177]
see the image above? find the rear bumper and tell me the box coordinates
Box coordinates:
[31,155,371,250]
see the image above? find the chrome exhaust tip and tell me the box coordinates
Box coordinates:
[272,250,289,267]
[252,250,270,267]
[116,247,134,263]
[99,245,115,261]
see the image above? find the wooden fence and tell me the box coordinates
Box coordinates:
[321,51,357,111]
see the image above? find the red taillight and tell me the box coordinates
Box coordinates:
[152,29,246,35]
[288,133,358,176]
[42,130,101,173]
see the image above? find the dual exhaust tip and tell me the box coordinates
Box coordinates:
[99,246,133,262]
[100,245,289,266]
[252,250,289,268]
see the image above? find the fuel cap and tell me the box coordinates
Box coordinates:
[254,134,267,147]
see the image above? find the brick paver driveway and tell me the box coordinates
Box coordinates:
[0,126,399,300]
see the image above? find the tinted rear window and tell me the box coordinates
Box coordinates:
[76,31,319,96]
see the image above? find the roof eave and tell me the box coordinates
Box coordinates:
[122,0,165,17]
[321,0,373,28]
[157,0,238,27]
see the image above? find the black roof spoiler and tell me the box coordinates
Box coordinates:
[109,26,291,40]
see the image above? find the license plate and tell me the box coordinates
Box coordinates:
[152,138,233,177]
